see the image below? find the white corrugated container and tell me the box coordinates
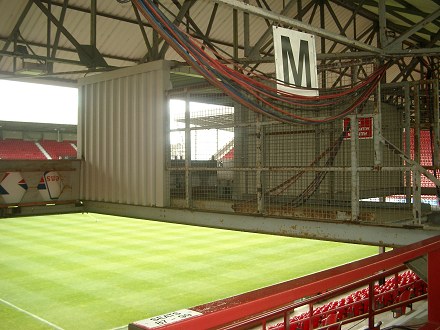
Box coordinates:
[78,60,171,207]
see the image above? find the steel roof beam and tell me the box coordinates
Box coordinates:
[39,0,240,55]
[159,0,198,59]
[247,0,299,59]
[131,1,153,62]
[386,8,440,50]
[39,0,152,27]
[0,49,88,67]
[31,0,106,67]
[332,0,431,46]
[0,1,33,65]
[51,0,69,59]
[393,0,440,29]
[211,0,383,54]
[0,36,136,64]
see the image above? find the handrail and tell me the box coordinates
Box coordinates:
[216,265,408,329]
[129,235,440,330]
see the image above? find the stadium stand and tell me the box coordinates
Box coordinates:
[0,139,46,160]
[39,140,77,159]
[0,139,77,160]
[409,129,438,188]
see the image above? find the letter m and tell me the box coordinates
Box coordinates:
[281,36,312,87]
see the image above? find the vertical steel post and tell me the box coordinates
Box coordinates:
[256,114,264,214]
[413,166,422,224]
[308,303,313,330]
[317,0,325,197]
[433,80,440,169]
[284,310,291,330]
[91,0,97,48]
[233,8,238,61]
[368,282,375,329]
[243,0,250,57]
[185,91,192,208]
[405,83,412,204]
[378,0,388,48]
[428,248,440,324]
[374,82,383,167]
[350,115,360,221]
[413,85,421,224]
[47,0,51,72]
[233,103,243,200]
[414,85,421,166]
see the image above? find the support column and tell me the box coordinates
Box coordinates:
[374,83,383,167]
[233,8,238,61]
[243,0,250,57]
[413,167,422,224]
[405,83,412,204]
[350,115,359,221]
[185,92,192,208]
[413,85,421,224]
[428,249,440,324]
[46,0,51,72]
[433,80,440,169]
[90,0,97,48]
[256,114,264,214]
[368,282,375,329]
[378,0,388,48]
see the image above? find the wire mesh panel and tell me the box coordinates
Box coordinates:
[167,78,439,225]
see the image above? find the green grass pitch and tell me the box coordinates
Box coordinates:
[0,213,377,329]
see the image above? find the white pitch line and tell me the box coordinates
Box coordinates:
[0,297,65,330]
[109,325,128,330]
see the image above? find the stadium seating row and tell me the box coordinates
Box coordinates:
[269,270,427,330]
[0,139,76,160]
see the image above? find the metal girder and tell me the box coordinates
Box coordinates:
[51,0,69,59]
[248,0,298,59]
[41,0,240,60]
[0,35,137,64]
[392,0,440,31]
[31,0,108,68]
[0,49,83,66]
[378,0,388,47]
[85,201,440,247]
[159,1,198,58]
[211,0,383,54]
[131,1,153,62]
[332,0,433,46]
[385,8,440,50]
[90,0,97,48]
[39,0,151,27]
[0,1,33,65]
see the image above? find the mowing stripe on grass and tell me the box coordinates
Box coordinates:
[0,297,65,330]
[1,213,378,329]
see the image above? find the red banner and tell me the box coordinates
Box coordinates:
[343,117,373,139]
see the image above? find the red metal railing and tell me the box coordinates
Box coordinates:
[129,235,440,330]
[262,269,426,330]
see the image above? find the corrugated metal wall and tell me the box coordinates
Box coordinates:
[78,61,171,207]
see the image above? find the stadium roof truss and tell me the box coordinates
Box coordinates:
[0,0,439,85]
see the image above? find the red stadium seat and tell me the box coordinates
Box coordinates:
[392,289,412,318]
[39,140,77,159]
[0,139,46,159]
[322,313,340,330]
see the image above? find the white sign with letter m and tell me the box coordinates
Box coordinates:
[273,27,319,96]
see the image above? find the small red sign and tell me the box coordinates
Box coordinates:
[343,117,373,139]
